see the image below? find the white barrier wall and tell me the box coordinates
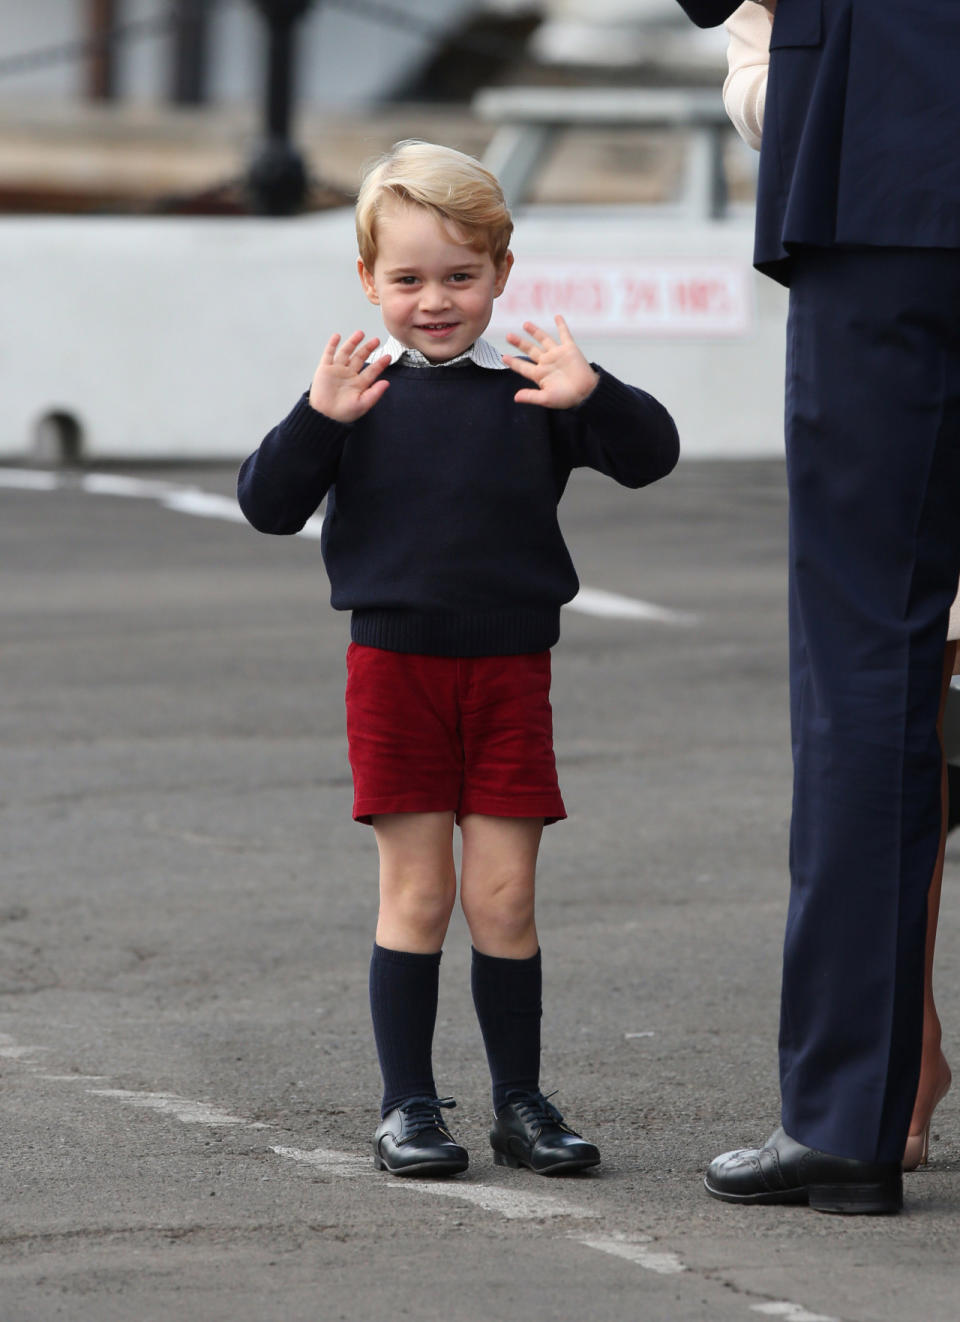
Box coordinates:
[0,209,786,462]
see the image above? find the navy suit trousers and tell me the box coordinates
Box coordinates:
[781,248,960,1161]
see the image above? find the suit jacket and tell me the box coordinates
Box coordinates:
[677,0,960,283]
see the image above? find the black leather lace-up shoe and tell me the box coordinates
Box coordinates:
[490,1090,600,1175]
[704,1127,902,1214]
[373,1096,468,1176]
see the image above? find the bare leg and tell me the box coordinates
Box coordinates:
[373,811,457,952]
[459,814,543,958]
[905,641,956,1165]
[368,812,457,1119]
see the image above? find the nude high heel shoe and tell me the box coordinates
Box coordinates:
[903,1061,952,1171]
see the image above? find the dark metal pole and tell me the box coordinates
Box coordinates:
[171,0,211,105]
[86,0,118,101]
[247,0,315,215]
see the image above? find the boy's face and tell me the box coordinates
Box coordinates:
[358,200,512,363]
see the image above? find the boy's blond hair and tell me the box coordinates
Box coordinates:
[356,140,513,270]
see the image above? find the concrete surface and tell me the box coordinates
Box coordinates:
[1,456,958,1321]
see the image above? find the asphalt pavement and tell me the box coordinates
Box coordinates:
[1,458,958,1322]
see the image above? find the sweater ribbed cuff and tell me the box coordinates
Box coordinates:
[278,391,352,452]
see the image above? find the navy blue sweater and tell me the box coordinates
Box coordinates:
[237,361,679,655]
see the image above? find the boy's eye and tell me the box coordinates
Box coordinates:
[449,273,473,283]
[397,275,419,285]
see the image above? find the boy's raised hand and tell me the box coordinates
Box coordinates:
[503,316,599,409]
[309,331,391,423]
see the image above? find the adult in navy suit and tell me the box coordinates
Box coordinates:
[675,0,960,1213]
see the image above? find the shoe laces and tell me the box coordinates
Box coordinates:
[399,1095,457,1134]
[505,1089,565,1131]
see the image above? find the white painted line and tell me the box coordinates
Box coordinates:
[35,1074,110,1082]
[80,473,177,499]
[271,1146,369,1178]
[0,1034,48,1060]
[752,1305,839,1322]
[2,1035,840,1321]
[161,488,252,524]
[576,1232,686,1275]
[88,1088,264,1128]
[1,467,692,626]
[0,468,59,490]
[569,585,697,625]
[625,1031,656,1039]
[389,1180,597,1222]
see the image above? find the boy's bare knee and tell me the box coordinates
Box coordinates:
[463,875,536,953]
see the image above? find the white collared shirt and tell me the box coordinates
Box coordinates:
[381,334,508,371]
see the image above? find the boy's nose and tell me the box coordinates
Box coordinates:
[419,283,452,311]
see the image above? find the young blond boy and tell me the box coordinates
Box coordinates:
[238,140,679,1177]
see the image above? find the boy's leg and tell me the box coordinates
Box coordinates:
[461,814,599,1173]
[370,811,456,1114]
[374,810,457,954]
[460,813,541,959]
[461,814,543,1108]
[369,811,467,1175]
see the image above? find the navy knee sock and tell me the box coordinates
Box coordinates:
[369,943,441,1117]
[471,946,542,1113]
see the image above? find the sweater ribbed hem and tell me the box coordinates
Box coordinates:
[350,607,561,657]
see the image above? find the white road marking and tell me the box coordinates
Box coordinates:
[80,473,177,499]
[389,1179,598,1221]
[161,488,253,524]
[1,467,694,625]
[570,585,697,625]
[88,1088,266,1128]
[575,1232,686,1275]
[0,468,59,489]
[35,1074,110,1082]
[752,1305,839,1322]
[0,1034,48,1060]
[271,1146,369,1178]
[0,1031,848,1316]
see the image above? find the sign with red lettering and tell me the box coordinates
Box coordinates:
[489,258,753,337]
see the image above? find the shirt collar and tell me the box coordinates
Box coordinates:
[381,334,507,370]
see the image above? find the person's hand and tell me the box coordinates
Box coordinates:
[308,331,391,423]
[502,316,600,409]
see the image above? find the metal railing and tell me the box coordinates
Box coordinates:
[474,85,733,220]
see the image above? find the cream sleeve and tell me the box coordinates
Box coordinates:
[722,2,773,152]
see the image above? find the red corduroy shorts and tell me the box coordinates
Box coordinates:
[344,643,566,825]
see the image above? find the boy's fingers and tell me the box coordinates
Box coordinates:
[554,314,573,341]
[513,387,548,407]
[321,332,342,362]
[522,320,555,348]
[355,337,383,366]
[361,353,391,378]
[353,377,390,416]
[506,334,541,361]
[502,353,539,380]
[337,330,366,360]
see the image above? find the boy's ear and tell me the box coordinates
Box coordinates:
[494,250,514,299]
[357,257,380,305]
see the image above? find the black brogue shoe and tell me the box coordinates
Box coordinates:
[373,1096,468,1176]
[490,1090,600,1176]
